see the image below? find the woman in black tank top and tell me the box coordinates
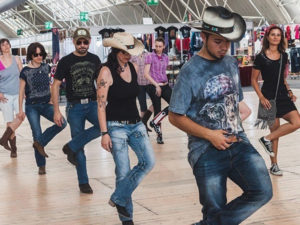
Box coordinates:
[97,32,155,225]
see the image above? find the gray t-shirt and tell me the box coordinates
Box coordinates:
[169,55,248,168]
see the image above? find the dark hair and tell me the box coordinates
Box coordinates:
[155,37,165,45]
[0,38,11,54]
[26,42,47,61]
[103,47,123,74]
[261,25,286,54]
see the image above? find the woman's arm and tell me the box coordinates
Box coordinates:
[284,76,296,102]
[97,66,113,152]
[15,56,23,72]
[251,68,271,109]
[17,79,26,121]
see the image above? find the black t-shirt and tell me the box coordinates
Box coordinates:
[253,52,288,99]
[180,26,191,38]
[167,26,178,40]
[54,52,101,102]
[20,63,51,105]
[155,26,166,38]
[99,28,112,39]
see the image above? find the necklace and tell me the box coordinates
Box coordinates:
[119,63,128,72]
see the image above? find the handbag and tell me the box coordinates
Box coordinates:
[255,54,283,129]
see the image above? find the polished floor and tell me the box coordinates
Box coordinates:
[1,90,300,225]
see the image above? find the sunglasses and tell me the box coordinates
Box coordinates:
[33,53,44,57]
[76,40,89,45]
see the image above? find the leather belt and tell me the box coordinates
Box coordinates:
[112,118,141,125]
[69,98,96,104]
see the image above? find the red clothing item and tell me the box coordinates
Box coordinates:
[285,26,291,40]
[175,38,190,51]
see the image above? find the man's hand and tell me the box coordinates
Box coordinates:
[54,111,64,127]
[101,134,112,152]
[155,85,162,97]
[208,130,232,150]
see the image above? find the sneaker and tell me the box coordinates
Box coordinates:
[150,121,162,135]
[270,164,283,176]
[259,137,275,157]
[79,183,93,194]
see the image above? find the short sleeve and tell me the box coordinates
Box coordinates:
[144,54,152,65]
[19,68,26,81]
[169,69,192,115]
[253,54,262,70]
[95,56,102,78]
[54,58,66,81]
[130,56,138,63]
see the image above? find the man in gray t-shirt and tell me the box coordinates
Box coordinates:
[169,6,272,225]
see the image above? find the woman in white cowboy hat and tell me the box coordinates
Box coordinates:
[97,32,155,225]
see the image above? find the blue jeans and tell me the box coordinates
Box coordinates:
[193,141,272,225]
[66,101,100,185]
[108,121,155,222]
[25,103,67,167]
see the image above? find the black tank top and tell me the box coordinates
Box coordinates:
[106,62,140,121]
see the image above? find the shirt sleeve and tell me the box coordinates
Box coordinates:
[253,54,262,70]
[95,56,102,79]
[169,68,193,115]
[144,53,152,65]
[54,58,66,81]
[19,68,26,81]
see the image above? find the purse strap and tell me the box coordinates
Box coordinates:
[274,54,283,101]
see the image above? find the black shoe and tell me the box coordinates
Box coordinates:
[150,121,161,135]
[259,137,275,157]
[108,199,130,218]
[156,135,164,144]
[79,183,93,194]
[122,220,134,225]
[62,144,78,166]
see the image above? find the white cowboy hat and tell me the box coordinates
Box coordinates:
[103,32,144,56]
[190,6,246,42]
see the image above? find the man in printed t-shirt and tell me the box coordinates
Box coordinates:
[52,28,101,194]
[169,6,272,225]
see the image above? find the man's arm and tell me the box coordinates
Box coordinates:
[52,78,64,127]
[169,111,231,150]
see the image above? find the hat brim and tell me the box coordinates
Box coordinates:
[74,36,91,41]
[103,37,144,56]
[190,13,246,42]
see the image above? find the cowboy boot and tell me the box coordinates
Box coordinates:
[33,141,49,158]
[150,107,169,134]
[9,136,17,158]
[141,110,152,132]
[0,127,13,151]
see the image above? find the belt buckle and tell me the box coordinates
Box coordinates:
[80,98,89,104]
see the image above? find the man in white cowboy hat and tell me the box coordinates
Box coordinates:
[168,6,272,225]
[52,27,101,194]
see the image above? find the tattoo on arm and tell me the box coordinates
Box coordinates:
[97,79,107,89]
[97,94,106,109]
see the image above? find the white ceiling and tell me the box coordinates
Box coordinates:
[1,0,300,38]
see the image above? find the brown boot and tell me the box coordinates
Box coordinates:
[0,127,13,151]
[33,141,48,158]
[141,110,152,132]
[9,136,17,158]
[38,166,46,175]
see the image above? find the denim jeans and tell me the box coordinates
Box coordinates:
[66,101,100,185]
[193,141,272,225]
[25,103,67,167]
[108,121,155,222]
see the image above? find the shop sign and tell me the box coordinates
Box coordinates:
[45,21,53,30]
[80,12,89,22]
[17,29,23,35]
[147,0,159,6]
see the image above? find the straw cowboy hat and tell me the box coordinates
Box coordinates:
[190,6,246,42]
[103,32,144,56]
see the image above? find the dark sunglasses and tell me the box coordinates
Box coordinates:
[76,40,89,45]
[33,53,43,57]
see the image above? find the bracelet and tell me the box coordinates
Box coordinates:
[101,131,109,136]
[288,89,292,92]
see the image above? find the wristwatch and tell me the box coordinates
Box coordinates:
[101,131,109,136]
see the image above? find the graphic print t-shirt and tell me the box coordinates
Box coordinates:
[54,52,101,102]
[169,55,245,168]
[20,63,51,105]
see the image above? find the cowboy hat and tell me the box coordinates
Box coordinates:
[103,32,144,56]
[190,6,246,42]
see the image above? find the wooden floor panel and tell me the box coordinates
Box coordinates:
[0,90,300,224]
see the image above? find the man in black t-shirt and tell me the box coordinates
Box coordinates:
[52,27,101,194]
